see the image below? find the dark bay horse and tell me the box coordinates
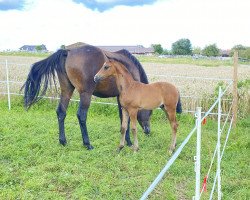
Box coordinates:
[94,60,182,154]
[22,44,151,150]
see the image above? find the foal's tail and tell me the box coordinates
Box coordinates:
[21,49,68,109]
[176,93,182,114]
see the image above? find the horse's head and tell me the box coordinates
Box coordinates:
[94,60,117,83]
[137,109,152,135]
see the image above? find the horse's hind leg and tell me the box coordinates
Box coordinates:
[56,78,74,146]
[163,105,178,154]
[77,92,94,150]
[117,97,132,146]
[118,108,129,152]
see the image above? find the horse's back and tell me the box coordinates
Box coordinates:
[146,82,179,105]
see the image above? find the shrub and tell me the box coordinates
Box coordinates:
[171,38,192,55]
[202,44,220,57]
[151,44,163,54]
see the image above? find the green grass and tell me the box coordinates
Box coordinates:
[0,51,50,58]
[0,98,249,199]
[137,55,235,67]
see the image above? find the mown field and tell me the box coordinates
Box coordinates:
[0,98,249,199]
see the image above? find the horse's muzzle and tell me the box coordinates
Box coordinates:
[94,75,102,83]
[143,126,150,135]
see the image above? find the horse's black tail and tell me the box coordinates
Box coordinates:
[176,93,182,114]
[21,49,68,109]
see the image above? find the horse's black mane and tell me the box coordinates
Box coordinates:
[107,49,149,84]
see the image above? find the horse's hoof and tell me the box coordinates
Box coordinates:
[85,144,94,150]
[59,139,67,146]
[126,141,133,147]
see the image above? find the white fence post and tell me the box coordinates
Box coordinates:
[5,60,11,110]
[217,87,222,199]
[194,107,202,200]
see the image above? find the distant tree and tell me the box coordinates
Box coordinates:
[192,47,202,55]
[172,38,192,55]
[35,45,43,52]
[239,48,250,59]
[232,44,246,51]
[202,44,220,57]
[60,45,66,49]
[162,49,170,55]
[152,44,163,54]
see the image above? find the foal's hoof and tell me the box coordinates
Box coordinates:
[85,144,94,150]
[132,145,139,152]
[117,145,124,153]
[59,139,67,146]
[168,147,176,155]
[168,149,173,156]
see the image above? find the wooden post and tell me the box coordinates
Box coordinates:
[232,51,238,127]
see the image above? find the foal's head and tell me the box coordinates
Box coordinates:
[94,60,118,83]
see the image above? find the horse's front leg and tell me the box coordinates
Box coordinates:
[118,108,129,152]
[77,92,94,150]
[117,97,132,146]
[129,109,139,152]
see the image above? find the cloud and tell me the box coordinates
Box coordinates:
[0,0,249,51]
[73,0,157,12]
[0,0,25,10]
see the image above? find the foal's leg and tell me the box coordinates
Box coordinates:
[77,92,94,150]
[117,97,132,146]
[163,106,178,154]
[118,108,129,152]
[129,109,139,151]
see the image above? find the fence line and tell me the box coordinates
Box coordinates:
[148,74,233,82]
[140,126,198,200]
[200,103,233,197]
[140,85,233,199]
[0,60,234,116]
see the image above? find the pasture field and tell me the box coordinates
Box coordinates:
[0,98,249,199]
[0,53,249,199]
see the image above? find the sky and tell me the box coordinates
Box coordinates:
[0,0,250,51]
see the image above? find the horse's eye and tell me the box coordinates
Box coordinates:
[104,65,109,70]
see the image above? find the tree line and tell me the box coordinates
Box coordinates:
[152,39,250,59]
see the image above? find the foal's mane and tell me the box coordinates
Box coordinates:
[107,49,149,84]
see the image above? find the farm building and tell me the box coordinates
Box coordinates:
[66,42,154,55]
[19,44,48,52]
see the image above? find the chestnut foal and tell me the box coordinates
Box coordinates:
[94,59,182,154]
